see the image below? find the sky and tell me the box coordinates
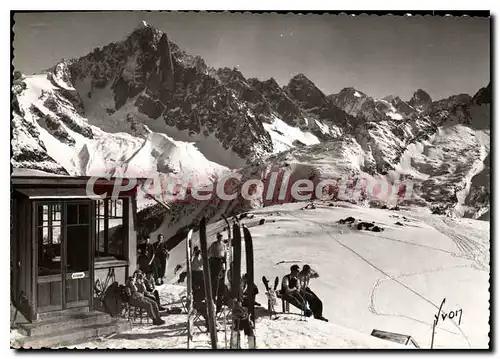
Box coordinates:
[13,12,490,101]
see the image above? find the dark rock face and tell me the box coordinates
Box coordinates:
[30,105,76,146]
[284,74,359,131]
[472,82,491,106]
[390,96,417,118]
[428,93,479,128]
[408,89,432,112]
[65,22,274,162]
[158,33,175,92]
[431,94,472,112]
[42,95,93,139]
[329,88,387,122]
[249,77,305,126]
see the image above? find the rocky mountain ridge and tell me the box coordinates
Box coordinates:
[12,21,490,236]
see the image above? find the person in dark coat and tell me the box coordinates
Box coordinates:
[137,247,158,280]
[138,235,151,256]
[138,235,161,282]
[155,234,170,285]
[281,265,311,317]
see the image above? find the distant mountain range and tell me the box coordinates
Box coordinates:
[12,21,490,237]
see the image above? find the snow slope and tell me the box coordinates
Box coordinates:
[36,201,488,349]
[158,201,489,349]
[14,73,230,183]
[263,116,320,153]
[62,284,404,349]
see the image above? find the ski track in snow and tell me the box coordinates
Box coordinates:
[285,212,473,348]
[427,217,489,271]
[368,265,473,333]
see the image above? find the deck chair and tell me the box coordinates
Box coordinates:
[264,276,306,320]
[126,303,152,324]
[178,295,208,334]
[277,290,307,320]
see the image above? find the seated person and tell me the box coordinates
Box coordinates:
[140,271,166,311]
[241,273,260,309]
[298,264,328,322]
[192,278,211,332]
[231,298,255,341]
[281,265,312,317]
[125,275,165,325]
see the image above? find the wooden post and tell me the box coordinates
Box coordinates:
[432,298,446,349]
[430,319,437,349]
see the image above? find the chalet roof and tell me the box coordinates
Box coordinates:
[15,187,104,199]
[11,175,149,187]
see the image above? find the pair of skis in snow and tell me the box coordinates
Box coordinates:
[224,215,257,349]
[185,216,256,350]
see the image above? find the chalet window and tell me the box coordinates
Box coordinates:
[95,198,126,260]
[37,204,63,276]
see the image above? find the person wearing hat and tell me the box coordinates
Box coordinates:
[281,264,312,317]
[208,233,227,312]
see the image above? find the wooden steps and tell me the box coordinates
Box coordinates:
[12,311,131,349]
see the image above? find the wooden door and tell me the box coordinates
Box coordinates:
[36,203,63,313]
[64,202,92,309]
[35,201,93,313]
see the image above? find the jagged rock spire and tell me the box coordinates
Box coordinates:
[158,33,175,91]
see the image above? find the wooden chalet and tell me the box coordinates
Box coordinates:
[11,174,141,324]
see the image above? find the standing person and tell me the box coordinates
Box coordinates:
[148,238,160,285]
[155,234,170,285]
[138,235,152,257]
[281,265,311,317]
[137,247,158,280]
[137,249,149,274]
[138,235,159,280]
[191,246,204,293]
[299,264,328,322]
[208,233,227,312]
